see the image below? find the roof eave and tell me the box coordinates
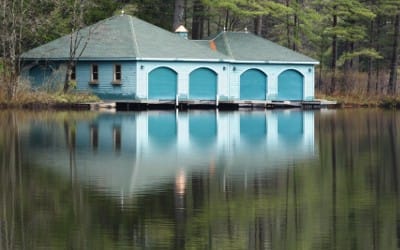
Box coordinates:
[267,60,319,65]
[21,57,319,65]
[137,57,230,62]
[21,57,139,61]
[231,60,319,65]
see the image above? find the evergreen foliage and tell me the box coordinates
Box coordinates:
[1,0,400,98]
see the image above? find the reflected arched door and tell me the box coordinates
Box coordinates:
[148,67,177,100]
[240,69,267,100]
[148,112,177,146]
[277,70,304,100]
[240,112,266,144]
[189,68,217,100]
[189,112,217,146]
[277,111,303,144]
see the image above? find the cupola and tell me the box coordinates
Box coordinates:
[175,25,189,39]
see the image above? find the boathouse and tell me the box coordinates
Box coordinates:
[21,14,318,103]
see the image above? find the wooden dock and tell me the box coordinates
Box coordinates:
[90,99,339,111]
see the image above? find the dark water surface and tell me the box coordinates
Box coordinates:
[0,109,399,249]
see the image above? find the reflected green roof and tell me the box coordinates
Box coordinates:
[21,15,229,61]
[212,31,318,64]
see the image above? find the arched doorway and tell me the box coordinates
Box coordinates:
[189,68,217,100]
[240,69,267,100]
[277,69,304,100]
[148,67,177,100]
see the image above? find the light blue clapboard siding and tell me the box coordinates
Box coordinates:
[148,67,177,100]
[189,68,217,100]
[24,60,315,101]
[277,69,304,101]
[77,61,136,100]
[240,69,267,100]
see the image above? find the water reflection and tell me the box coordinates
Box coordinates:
[25,110,315,197]
[2,110,399,249]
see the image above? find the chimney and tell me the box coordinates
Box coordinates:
[175,25,189,39]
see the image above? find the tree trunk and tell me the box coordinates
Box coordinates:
[293,0,299,51]
[375,15,382,95]
[191,0,204,39]
[388,13,400,95]
[64,0,92,93]
[224,9,229,31]
[64,61,74,93]
[367,20,374,94]
[254,16,263,36]
[330,10,338,94]
[173,0,184,31]
[285,0,291,48]
[342,41,353,92]
[1,0,25,100]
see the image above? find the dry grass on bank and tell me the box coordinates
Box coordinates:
[316,70,400,108]
[316,92,400,109]
[0,82,100,108]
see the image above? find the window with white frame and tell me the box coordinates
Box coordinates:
[91,64,99,82]
[114,64,122,83]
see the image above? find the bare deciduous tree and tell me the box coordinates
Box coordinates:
[64,0,90,93]
[0,0,27,100]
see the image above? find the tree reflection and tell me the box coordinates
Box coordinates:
[0,111,24,250]
[0,110,399,249]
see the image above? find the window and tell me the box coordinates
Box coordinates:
[114,64,122,83]
[91,64,98,82]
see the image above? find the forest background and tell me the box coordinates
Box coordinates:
[1,0,400,102]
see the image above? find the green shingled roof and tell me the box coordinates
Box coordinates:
[21,14,317,64]
[21,15,229,61]
[211,31,318,64]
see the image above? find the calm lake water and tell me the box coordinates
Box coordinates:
[0,109,399,249]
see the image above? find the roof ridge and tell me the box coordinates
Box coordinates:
[188,39,229,58]
[221,32,234,58]
[129,16,140,57]
[211,31,225,41]
[250,33,316,60]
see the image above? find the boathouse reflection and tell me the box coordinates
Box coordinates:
[26,110,316,197]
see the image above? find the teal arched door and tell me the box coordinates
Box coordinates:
[240,69,267,100]
[189,68,217,100]
[277,70,304,100]
[148,67,177,100]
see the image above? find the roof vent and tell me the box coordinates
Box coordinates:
[175,25,189,39]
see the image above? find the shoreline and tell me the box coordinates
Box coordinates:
[0,93,399,111]
[0,100,395,111]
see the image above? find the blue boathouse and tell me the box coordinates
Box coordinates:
[21,14,318,103]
